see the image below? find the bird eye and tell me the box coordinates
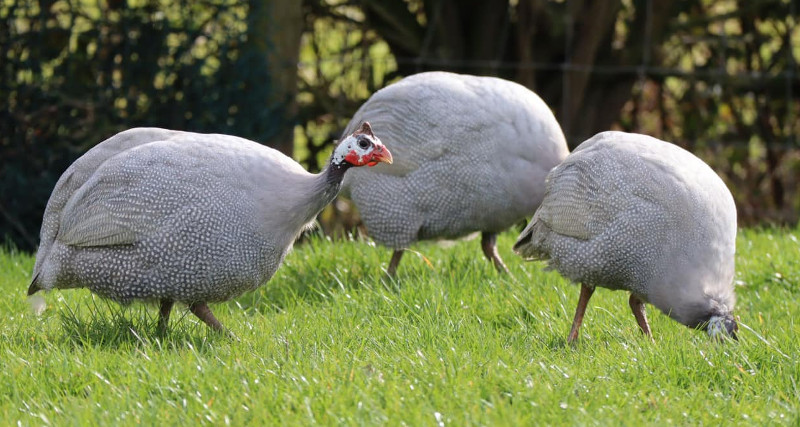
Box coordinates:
[358,138,370,149]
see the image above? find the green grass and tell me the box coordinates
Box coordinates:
[1,227,799,425]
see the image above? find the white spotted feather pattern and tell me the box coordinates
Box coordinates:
[514,131,737,330]
[30,126,390,319]
[341,71,569,250]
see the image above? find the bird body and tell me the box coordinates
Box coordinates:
[29,125,392,330]
[514,131,738,340]
[342,71,568,274]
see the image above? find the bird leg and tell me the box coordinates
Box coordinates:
[387,249,405,277]
[189,302,225,332]
[628,294,653,338]
[157,299,174,334]
[567,284,595,344]
[481,232,509,274]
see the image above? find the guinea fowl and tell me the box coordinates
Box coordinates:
[341,71,568,276]
[514,131,738,342]
[28,123,392,332]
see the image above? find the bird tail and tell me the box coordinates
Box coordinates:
[513,230,533,253]
[27,272,41,296]
[513,220,549,260]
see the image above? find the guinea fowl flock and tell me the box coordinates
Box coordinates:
[28,71,739,342]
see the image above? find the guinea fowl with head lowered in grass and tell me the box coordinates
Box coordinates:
[514,131,739,342]
[28,123,392,332]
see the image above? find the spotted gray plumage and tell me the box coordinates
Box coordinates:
[341,71,568,274]
[514,131,738,341]
[29,125,392,331]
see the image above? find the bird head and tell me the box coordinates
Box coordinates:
[332,122,393,168]
[706,313,738,341]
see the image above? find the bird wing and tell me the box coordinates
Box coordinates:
[56,164,160,247]
[532,158,617,241]
[53,138,201,248]
[43,128,181,235]
[33,128,182,276]
[55,131,303,248]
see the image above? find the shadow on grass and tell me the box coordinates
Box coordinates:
[229,232,458,317]
[231,261,398,317]
[36,236,513,347]
[54,299,230,351]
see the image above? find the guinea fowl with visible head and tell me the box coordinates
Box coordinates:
[514,131,738,342]
[341,71,569,276]
[28,123,392,332]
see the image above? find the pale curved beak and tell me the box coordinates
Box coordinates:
[368,144,393,166]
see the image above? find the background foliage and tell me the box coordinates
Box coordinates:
[2,0,799,250]
[1,0,296,249]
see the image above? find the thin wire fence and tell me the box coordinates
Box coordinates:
[298,0,800,228]
[300,0,798,150]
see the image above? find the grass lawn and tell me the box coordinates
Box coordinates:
[1,227,798,425]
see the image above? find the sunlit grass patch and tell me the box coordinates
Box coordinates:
[1,227,798,424]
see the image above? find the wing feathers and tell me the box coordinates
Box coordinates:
[534,161,613,241]
[57,155,161,247]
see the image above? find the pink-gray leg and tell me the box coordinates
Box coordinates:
[481,232,509,274]
[567,284,595,344]
[157,299,174,333]
[189,302,224,331]
[628,294,653,338]
[387,249,404,277]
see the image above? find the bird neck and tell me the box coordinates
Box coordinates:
[303,160,351,223]
[321,159,351,190]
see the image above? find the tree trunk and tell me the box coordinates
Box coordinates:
[246,0,303,156]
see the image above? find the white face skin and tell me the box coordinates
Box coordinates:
[706,315,737,341]
[332,133,384,167]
